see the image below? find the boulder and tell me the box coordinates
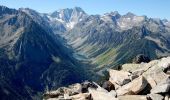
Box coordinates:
[151,77,170,94]
[43,83,82,99]
[70,93,91,100]
[109,69,131,86]
[102,81,115,92]
[133,54,150,64]
[148,94,164,100]
[151,84,170,94]
[64,94,71,99]
[109,90,117,97]
[158,57,170,69]
[116,76,148,96]
[132,60,159,76]
[121,64,141,72]
[88,88,118,100]
[142,59,169,86]
[144,75,156,88]
[118,95,148,100]
[68,83,82,94]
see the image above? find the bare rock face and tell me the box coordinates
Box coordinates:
[88,88,118,100]
[118,95,148,100]
[43,83,82,99]
[69,93,91,100]
[109,69,132,86]
[116,76,148,96]
[148,94,164,100]
[151,77,170,94]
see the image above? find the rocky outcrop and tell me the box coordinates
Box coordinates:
[147,94,164,100]
[44,57,170,100]
[118,95,148,100]
[116,76,148,96]
[109,70,132,86]
[150,77,170,94]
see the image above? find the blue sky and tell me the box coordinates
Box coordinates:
[0,0,170,20]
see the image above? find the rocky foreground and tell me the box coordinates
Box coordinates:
[43,57,170,100]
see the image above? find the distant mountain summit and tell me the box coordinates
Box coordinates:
[47,7,88,29]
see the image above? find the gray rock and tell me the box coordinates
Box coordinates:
[44,83,82,99]
[151,84,170,94]
[109,90,117,97]
[148,94,164,100]
[118,95,148,100]
[88,88,118,100]
[116,76,148,96]
[69,93,91,100]
[151,77,170,94]
[109,69,131,86]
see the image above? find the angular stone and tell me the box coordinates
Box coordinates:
[116,76,148,96]
[109,90,117,97]
[64,94,71,99]
[151,84,170,94]
[142,60,169,86]
[109,69,131,86]
[68,83,82,94]
[132,60,159,76]
[118,95,148,100]
[70,93,91,100]
[44,83,82,99]
[158,57,170,69]
[121,64,141,72]
[88,88,118,100]
[148,94,164,100]
[145,75,157,88]
[151,77,170,94]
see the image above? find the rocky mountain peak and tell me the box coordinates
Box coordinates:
[51,7,86,22]
[73,7,86,13]
[48,7,87,29]
[0,5,17,15]
[0,5,8,10]
[110,11,121,18]
[123,12,136,18]
[103,11,121,18]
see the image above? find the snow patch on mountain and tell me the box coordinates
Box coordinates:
[46,7,88,29]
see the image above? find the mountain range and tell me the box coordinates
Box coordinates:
[0,5,170,99]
